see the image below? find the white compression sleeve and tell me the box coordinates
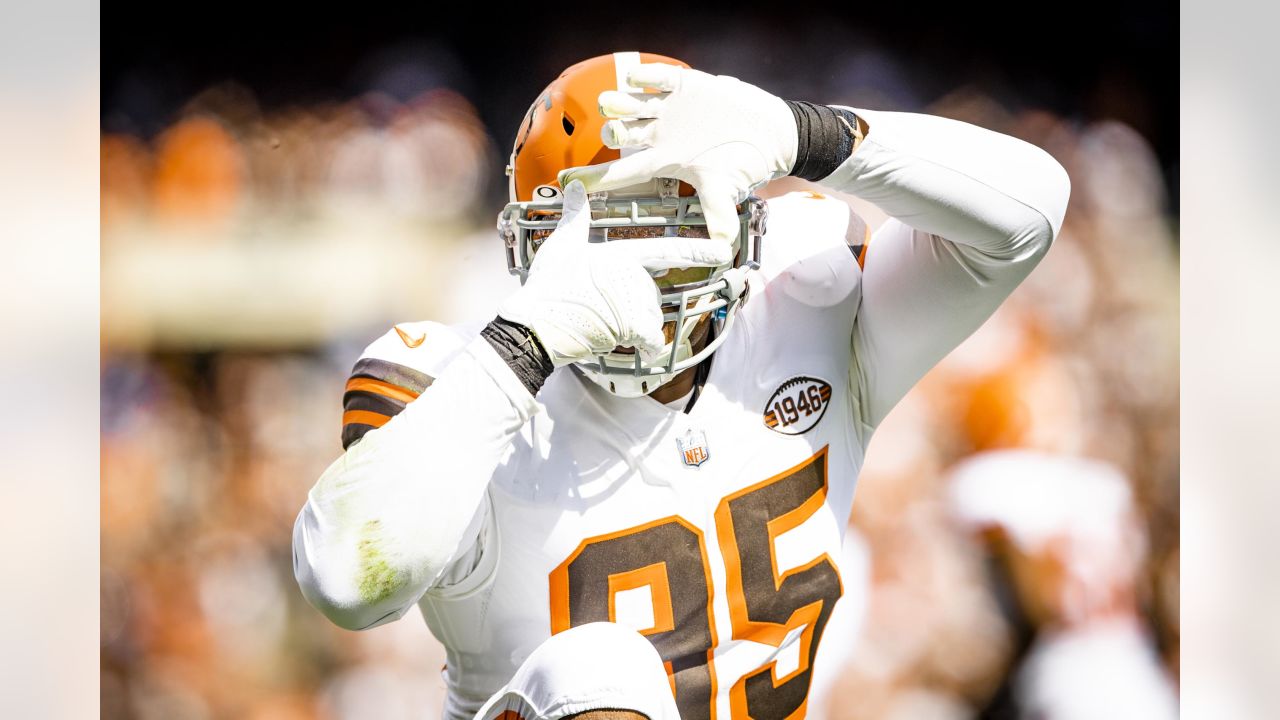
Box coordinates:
[819,109,1071,428]
[292,337,538,630]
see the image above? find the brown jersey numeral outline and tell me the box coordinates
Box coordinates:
[548,447,842,720]
[550,516,719,720]
[716,447,843,719]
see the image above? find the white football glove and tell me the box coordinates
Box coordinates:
[497,180,733,367]
[558,63,797,246]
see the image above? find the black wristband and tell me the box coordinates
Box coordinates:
[481,317,555,396]
[785,100,861,182]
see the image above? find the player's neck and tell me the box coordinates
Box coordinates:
[647,322,712,405]
[648,365,698,405]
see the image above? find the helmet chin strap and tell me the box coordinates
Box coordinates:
[678,320,716,413]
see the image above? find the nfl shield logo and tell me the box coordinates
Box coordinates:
[677,429,710,467]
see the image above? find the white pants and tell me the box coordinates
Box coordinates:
[475,622,682,720]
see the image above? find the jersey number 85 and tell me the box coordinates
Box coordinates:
[550,447,843,720]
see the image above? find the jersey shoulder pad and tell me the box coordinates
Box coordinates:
[757,191,869,307]
[340,321,473,449]
[759,191,870,279]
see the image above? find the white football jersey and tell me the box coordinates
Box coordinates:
[294,109,1071,720]
[392,192,865,719]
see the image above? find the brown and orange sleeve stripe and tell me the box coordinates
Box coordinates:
[341,358,435,449]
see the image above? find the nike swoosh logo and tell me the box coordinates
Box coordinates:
[394,325,426,348]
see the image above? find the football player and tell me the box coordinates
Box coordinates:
[293,52,1070,719]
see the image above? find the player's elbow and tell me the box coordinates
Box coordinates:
[296,571,379,631]
[292,509,416,631]
[970,149,1070,263]
[1011,156,1069,262]
[293,550,413,631]
[291,442,474,631]
[307,592,404,632]
[1030,149,1072,242]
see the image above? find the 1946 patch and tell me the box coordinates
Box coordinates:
[763,376,832,435]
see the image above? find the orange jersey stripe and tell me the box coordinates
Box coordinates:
[342,409,392,429]
[345,377,420,403]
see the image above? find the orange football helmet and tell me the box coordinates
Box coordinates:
[497,52,767,396]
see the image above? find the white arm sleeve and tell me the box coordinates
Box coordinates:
[292,336,538,630]
[819,109,1071,429]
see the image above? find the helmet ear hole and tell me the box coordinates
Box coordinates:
[561,113,576,136]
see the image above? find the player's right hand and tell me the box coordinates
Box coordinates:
[497,180,732,367]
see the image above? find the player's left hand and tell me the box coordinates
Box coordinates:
[558,63,797,246]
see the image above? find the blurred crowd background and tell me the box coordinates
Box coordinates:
[101,7,1177,719]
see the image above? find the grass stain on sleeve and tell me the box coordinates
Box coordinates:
[357,519,407,605]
